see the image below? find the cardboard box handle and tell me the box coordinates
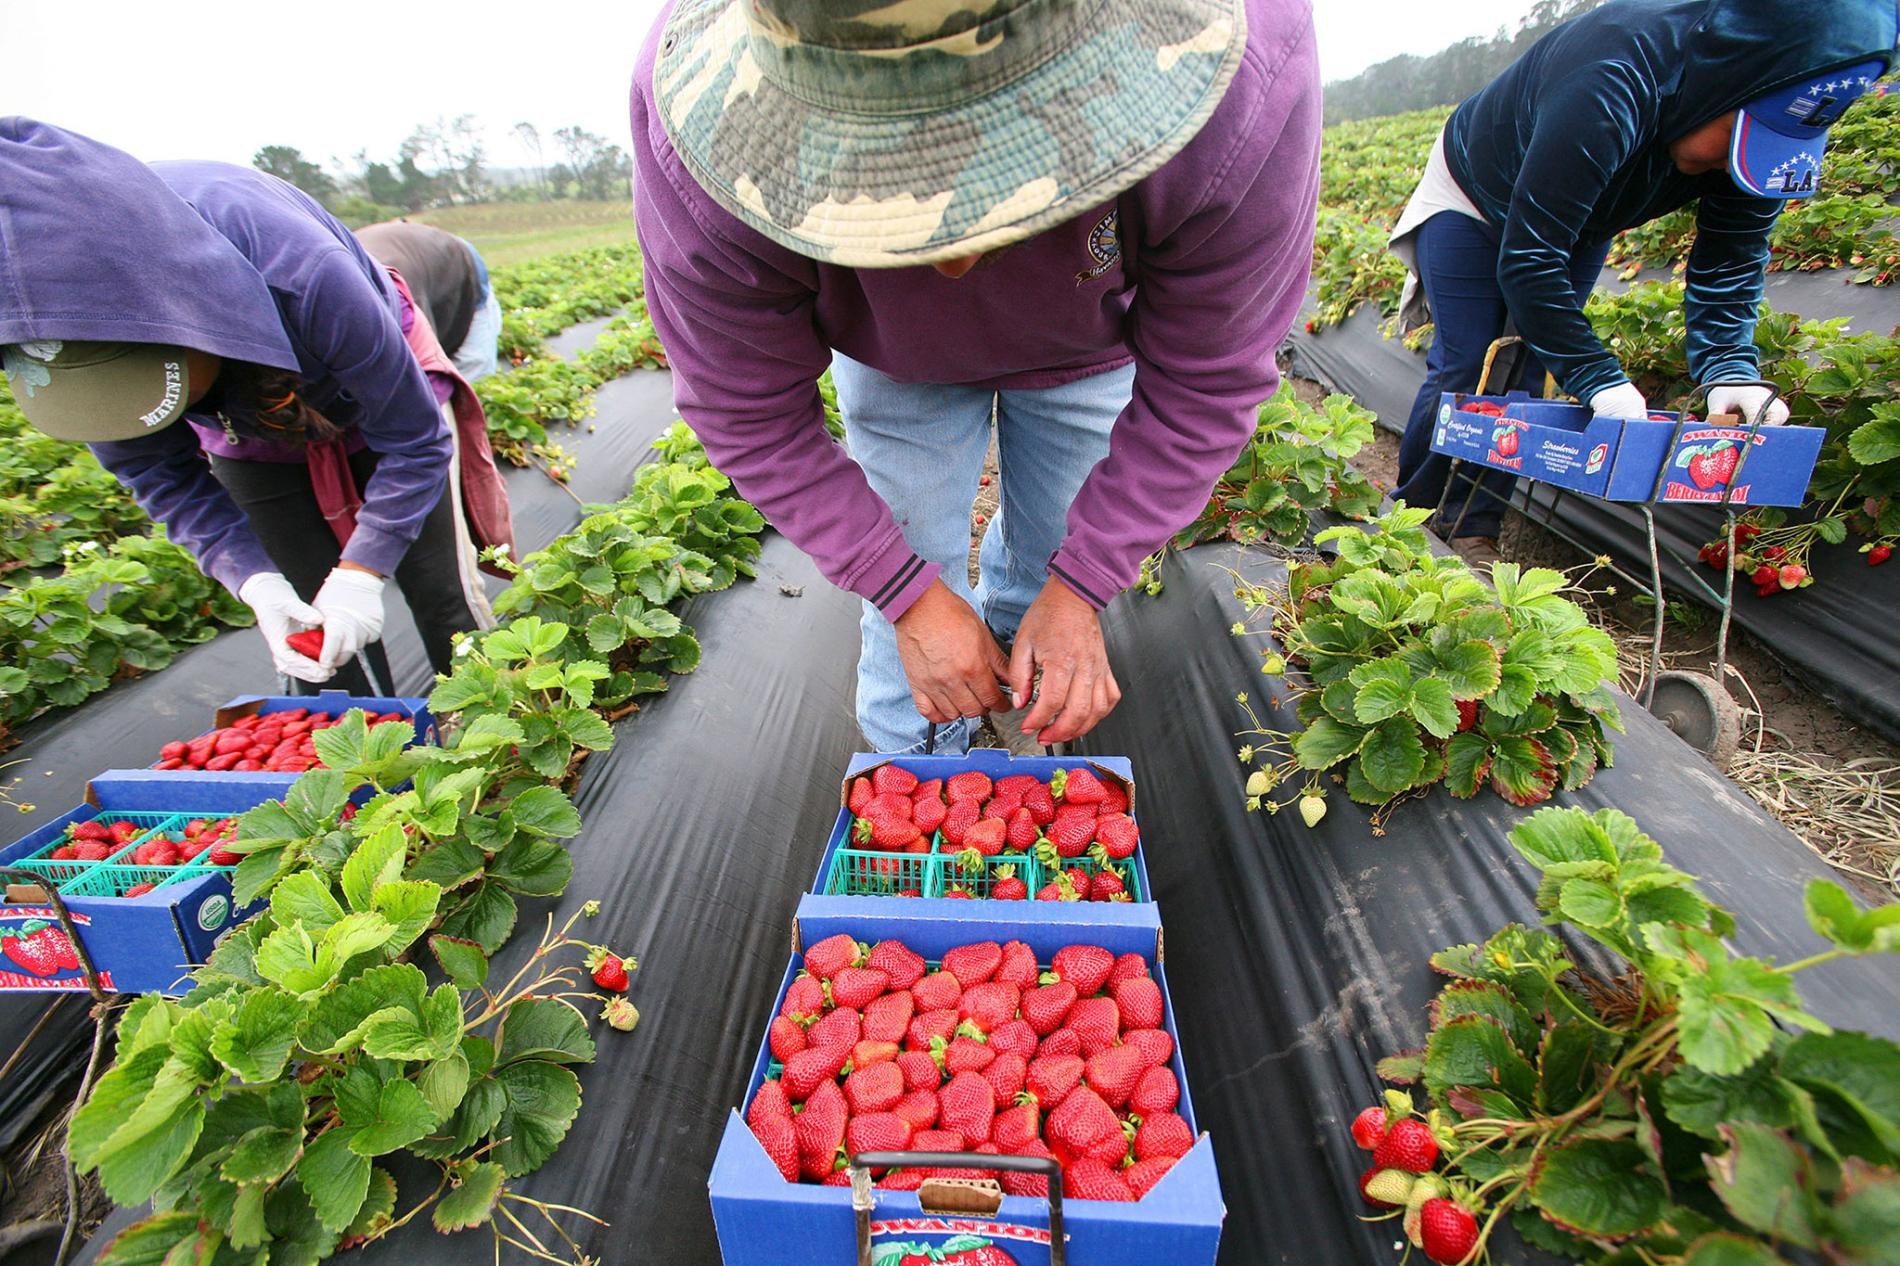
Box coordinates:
[850,1151,1065,1266]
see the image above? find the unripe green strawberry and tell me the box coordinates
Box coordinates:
[1299,792,1327,828]
[1360,1166,1414,1208]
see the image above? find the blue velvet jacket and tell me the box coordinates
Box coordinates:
[1445,0,1897,401]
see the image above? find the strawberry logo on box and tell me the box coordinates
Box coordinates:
[1,919,80,979]
[876,1235,1022,1266]
[1678,440,1741,490]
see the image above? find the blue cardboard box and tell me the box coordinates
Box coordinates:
[708,897,1223,1265]
[816,750,1152,910]
[0,774,284,994]
[1428,392,1825,506]
[150,690,436,769]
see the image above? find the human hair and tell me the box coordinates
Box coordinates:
[216,361,340,447]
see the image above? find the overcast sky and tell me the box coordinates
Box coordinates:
[4,0,1537,172]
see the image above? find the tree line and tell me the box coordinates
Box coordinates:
[1323,0,1605,124]
[253,117,633,227]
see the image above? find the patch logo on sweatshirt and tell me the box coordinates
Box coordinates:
[1075,209,1121,283]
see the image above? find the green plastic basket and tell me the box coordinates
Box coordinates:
[11,812,182,887]
[935,848,1039,900]
[58,814,206,897]
[823,847,940,898]
[1038,852,1144,902]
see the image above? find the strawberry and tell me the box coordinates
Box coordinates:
[769,1016,807,1062]
[1420,1198,1480,1264]
[894,1089,940,1131]
[782,1044,850,1101]
[1067,998,1121,1056]
[123,883,156,899]
[804,934,863,980]
[808,1007,862,1054]
[1002,806,1037,852]
[1084,1044,1146,1109]
[1122,1028,1174,1068]
[1038,1028,1082,1059]
[989,1018,1038,1060]
[1779,563,1808,589]
[941,942,1002,986]
[871,764,919,796]
[75,842,112,862]
[1027,1054,1084,1107]
[749,1078,794,1131]
[1020,781,1057,825]
[911,1128,964,1153]
[1126,1155,1176,1199]
[983,791,1023,821]
[978,939,1032,988]
[108,820,139,845]
[851,1041,900,1075]
[208,843,243,866]
[794,1080,847,1179]
[1054,767,1108,805]
[1107,953,1150,987]
[1373,1117,1439,1173]
[845,1112,912,1158]
[829,966,889,1010]
[1870,544,1893,566]
[959,982,1020,1033]
[285,629,325,661]
[748,1100,801,1182]
[946,771,992,802]
[1036,873,1083,902]
[991,1097,1041,1152]
[943,887,974,899]
[587,949,632,992]
[1022,982,1076,1035]
[1092,813,1138,860]
[912,970,963,1011]
[48,846,77,862]
[908,1009,959,1051]
[866,940,926,990]
[911,777,942,801]
[1113,977,1164,1030]
[996,774,1041,797]
[1088,868,1127,901]
[1097,784,1130,815]
[1051,945,1115,997]
[941,797,982,845]
[863,991,914,1043]
[1134,1111,1194,1161]
[896,1049,941,1091]
[1360,1166,1412,1209]
[844,1062,904,1115]
[1130,1064,1179,1116]
[1351,1106,1389,1150]
[1044,805,1097,856]
[847,777,873,815]
[939,1072,996,1142]
[70,820,109,842]
[911,793,947,834]
[961,817,1006,857]
[1063,1157,1135,1202]
[854,805,921,851]
[941,1033,995,1075]
[1046,1087,1119,1165]
[991,866,1028,901]
[878,1169,926,1191]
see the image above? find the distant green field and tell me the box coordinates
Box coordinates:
[414,201,634,268]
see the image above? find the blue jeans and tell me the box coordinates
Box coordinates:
[1394,212,1610,540]
[834,354,1134,754]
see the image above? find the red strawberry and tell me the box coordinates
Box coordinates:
[1020,781,1057,825]
[589,951,632,992]
[897,1050,942,1091]
[1000,1139,1055,1197]
[1372,1117,1439,1173]
[946,771,992,803]
[847,777,873,815]
[749,1078,793,1130]
[878,1169,926,1191]
[1051,945,1115,997]
[805,934,863,980]
[991,1097,1041,1152]
[1092,814,1138,860]
[1134,1111,1194,1161]
[959,981,1020,1033]
[941,1033,995,1075]
[1780,563,1808,589]
[781,1044,850,1101]
[1022,982,1076,1035]
[911,794,947,834]
[1067,998,1121,1056]
[285,628,325,660]
[1420,1198,1480,1265]
[939,1072,995,1142]
[748,1092,800,1182]
[1046,1087,1119,1164]
[1088,868,1127,902]
[1084,1044,1146,1109]
[794,1080,847,1179]
[1126,1156,1177,1199]
[122,882,155,898]
[844,1062,904,1115]
[1036,873,1083,902]
[1038,1028,1083,1060]
[1130,1065,1179,1116]
[894,1089,940,1131]
[991,866,1028,901]
[852,1040,899,1069]
[1055,767,1108,805]
[1027,1054,1085,1106]
[1004,807,1039,851]
[941,797,982,845]
[912,970,963,1011]
[1107,954,1149,988]
[911,1128,964,1153]
[941,942,1003,986]
[911,777,942,800]
[829,966,889,1010]
[1063,1157,1135,1202]
[907,1009,959,1051]
[989,1018,1038,1060]
[1870,544,1893,566]
[983,791,1023,821]
[1086,1125,1132,1166]
[70,821,109,842]
[1113,977,1164,1030]
[807,1007,862,1054]
[866,940,926,990]
[996,774,1040,797]
[1044,805,1097,856]
[855,804,921,851]
[48,846,77,861]
[769,1016,807,1062]
[942,887,974,900]
[863,991,914,1043]
[961,817,1007,857]
[1351,1106,1389,1150]
[1122,1028,1174,1069]
[781,974,825,1023]
[871,764,919,796]
[1097,784,1130,815]
[75,842,112,862]
[981,1052,1028,1109]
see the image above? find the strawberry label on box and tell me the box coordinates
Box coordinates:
[0,909,101,990]
[870,1224,1050,1265]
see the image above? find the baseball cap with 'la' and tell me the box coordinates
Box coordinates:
[1729,59,1887,199]
[1,339,192,442]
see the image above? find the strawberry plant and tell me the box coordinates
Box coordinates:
[1351,804,1900,1264]
[1235,506,1622,814]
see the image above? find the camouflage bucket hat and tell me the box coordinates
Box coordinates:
[653,0,1247,267]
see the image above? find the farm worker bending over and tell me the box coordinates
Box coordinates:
[357,220,504,382]
[1387,0,1897,565]
[0,119,513,696]
[633,0,1322,754]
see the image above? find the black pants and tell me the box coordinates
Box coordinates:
[210,447,483,696]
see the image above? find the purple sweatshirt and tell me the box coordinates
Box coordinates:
[0,120,450,594]
[631,0,1322,619]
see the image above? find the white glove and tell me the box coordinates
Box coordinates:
[1589,382,1650,419]
[1707,383,1791,427]
[239,572,331,684]
[311,567,387,672]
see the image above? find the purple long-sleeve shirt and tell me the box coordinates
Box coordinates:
[631,0,1322,619]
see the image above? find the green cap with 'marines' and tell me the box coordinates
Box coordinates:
[2,339,191,442]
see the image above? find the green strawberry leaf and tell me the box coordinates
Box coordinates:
[296,1126,371,1233]
[92,1213,201,1266]
[432,1159,507,1233]
[1423,1013,1536,1107]
[1292,716,1367,771]
[1409,677,1459,739]
[1776,1030,1900,1158]
[1705,1124,1822,1247]
[489,1060,582,1176]
[1528,1138,1669,1238]
[346,1166,400,1239]
[497,997,596,1067]
[1359,718,1426,794]
[429,934,490,989]
[219,1125,303,1184]
[207,986,305,1083]
[1444,732,1493,799]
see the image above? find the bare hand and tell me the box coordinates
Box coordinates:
[893,580,1010,725]
[1009,578,1120,744]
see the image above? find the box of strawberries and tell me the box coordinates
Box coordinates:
[709,898,1221,1264]
[817,751,1150,912]
[0,774,282,993]
[147,691,434,774]
[1428,392,1824,507]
